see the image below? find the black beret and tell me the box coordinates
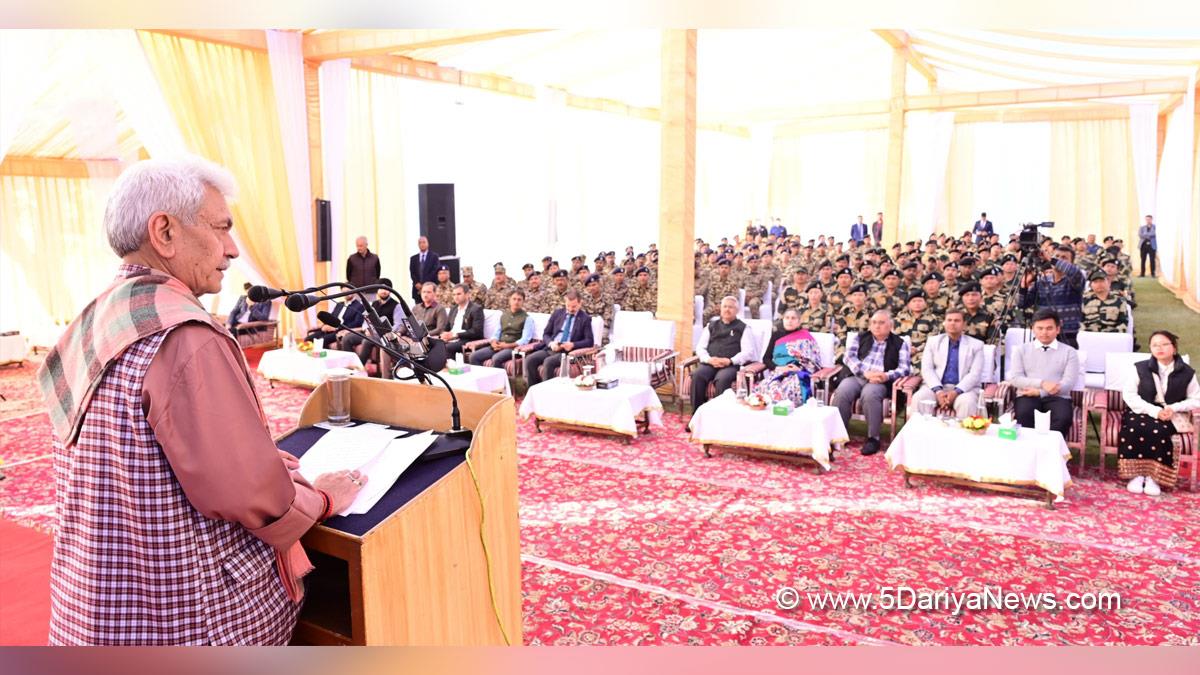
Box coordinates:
[817,260,833,269]
[529,270,542,277]
[981,266,1001,277]
[542,256,552,262]
[923,272,944,283]
[522,263,534,270]
[437,264,449,271]
[805,281,824,292]
[586,274,601,285]
[636,266,650,275]
[717,257,732,266]
[882,269,901,279]
[849,284,868,295]
[552,270,568,278]
[612,266,625,274]
[902,261,919,270]
[907,289,927,302]
[836,267,853,278]
[959,282,982,295]
[1089,269,1109,281]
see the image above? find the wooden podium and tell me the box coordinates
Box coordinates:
[282,377,522,646]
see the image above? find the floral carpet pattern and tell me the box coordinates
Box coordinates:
[2,362,1198,645]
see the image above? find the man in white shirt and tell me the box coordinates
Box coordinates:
[687,296,756,425]
[910,309,986,418]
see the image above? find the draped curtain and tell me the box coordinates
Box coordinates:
[138,31,304,335]
[319,59,352,280]
[1048,118,1140,243]
[899,111,954,242]
[1128,103,1158,218]
[1155,77,1196,303]
[941,121,1052,240]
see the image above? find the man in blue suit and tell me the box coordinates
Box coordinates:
[226,282,271,331]
[972,212,994,243]
[408,235,440,302]
[524,290,593,386]
[850,215,867,244]
[305,295,365,349]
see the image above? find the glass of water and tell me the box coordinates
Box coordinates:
[325,368,353,427]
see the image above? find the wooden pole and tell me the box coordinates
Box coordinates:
[883,50,907,246]
[657,29,698,359]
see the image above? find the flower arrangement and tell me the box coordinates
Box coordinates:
[959,416,991,434]
[574,374,597,390]
[743,392,769,410]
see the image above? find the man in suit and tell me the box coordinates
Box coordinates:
[408,235,440,302]
[524,290,594,386]
[688,296,756,419]
[910,309,986,419]
[1007,309,1079,437]
[226,282,270,331]
[305,294,365,349]
[871,211,884,246]
[972,212,994,244]
[438,283,485,358]
[850,216,867,245]
[834,310,912,456]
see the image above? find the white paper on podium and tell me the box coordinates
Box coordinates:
[1034,409,1051,433]
[297,425,406,483]
[342,431,438,515]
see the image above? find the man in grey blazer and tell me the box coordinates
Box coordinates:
[1007,308,1079,436]
[910,309,986,418]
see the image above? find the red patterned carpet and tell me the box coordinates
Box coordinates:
[2,363,1199,645]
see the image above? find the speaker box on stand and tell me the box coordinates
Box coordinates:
[418,184,456,256]
[315,198,332,262]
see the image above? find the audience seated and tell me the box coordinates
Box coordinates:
[305,294,364,349]
[469,289,535,369]
[525,290,594,386]
[834,310,912,456]
[439,283,486,357]
[753,308,822,406]
[1006,309,1078,437]
[689,296,756,415]
[910,309,985,419]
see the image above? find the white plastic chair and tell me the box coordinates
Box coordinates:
[481,309,502,343]
[1077,331,1133,390]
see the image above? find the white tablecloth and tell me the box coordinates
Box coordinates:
[257,348,364,388]
[518,377,664,438]
[0,334,27,364]
[886,415,1073,498]
[440,365,512,396]
[688,391,847,469]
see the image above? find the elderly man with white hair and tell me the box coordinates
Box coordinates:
[833,309,912,456]
[687,295,756,422]
[36,156,364,645]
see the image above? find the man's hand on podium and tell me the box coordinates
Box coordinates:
[314,469,368,515]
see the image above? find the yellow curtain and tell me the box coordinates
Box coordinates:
[768,129,887,239]
[942,123,976,238]
[343,69,407,288]
[137,31,303,335]
[0,174,118,345]
[1048,119,1140,243]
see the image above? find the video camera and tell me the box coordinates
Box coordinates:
[1018,221,1055,255]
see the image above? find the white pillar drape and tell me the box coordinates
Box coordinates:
[266,29,315,330]
[1154,77,1195,293]
[902,111,954,240]
[749,123,776,224]
[319,59,352,280]
[1128,102,1158,218]
[0,30,55,161]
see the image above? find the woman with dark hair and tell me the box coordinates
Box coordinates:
[1120,330,1200,495]
[753,308,822,405]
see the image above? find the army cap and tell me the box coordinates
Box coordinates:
[922,272,944,283]
[552,270,569,278]
[586,274,602,286]
[959,282,982,295]
[882,269,901,279]
[906,289,927,302]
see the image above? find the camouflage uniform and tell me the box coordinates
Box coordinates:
[484,278,518,310]
[869,290,906,318]
[434,281,455,307]
[540,286,567,314]
[606,279,629,308]
[704,276,741,323]
[798,304,833,334]
[624,283,657,313]
[961,308,996,342]
[825,286,854,314]
[859,279,884,296]
[523,287,550,313]
[894,310,939,369]
[462,280,488,307]
[741,269,770,318]
[926,288,954,318]
[834,305,871,362]
[581,290,614,344]
[775,285,806,315]
[1081,293,1129,333]
[982,290,1007,320]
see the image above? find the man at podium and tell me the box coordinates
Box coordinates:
[36,156,365,645]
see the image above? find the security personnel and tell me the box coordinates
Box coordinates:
[523,271,549,312]
[834,283,872,362]
[869,269,907,317]
[921,272,951,318]
[460,266,488,306]
[433,265,455,306]
[894,289,940,369]
[516,263,536,292]
[856,260,884,296]
[814,260,837,294]
[542,269,570,312]
[624,267,658,313]
[797,282,832,333]
[1081,270,1129,333]
[825,267,855,314]
[606,266,629,307]
[959,282,996,342]
[741,254,770,319]
[704,257,740,323]
[581,273,614,344]
[979,266,1008,320]
[485,263,519,310]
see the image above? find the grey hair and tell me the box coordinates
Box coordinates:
[103,155,238,257]
[720,295,740,307]
[870,309,894,325]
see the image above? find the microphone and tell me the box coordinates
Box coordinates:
[248,285,288,303]
[285,293,323,312]
[315,310,469,439]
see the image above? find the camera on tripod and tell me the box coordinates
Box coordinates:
[1018,221,1055,254]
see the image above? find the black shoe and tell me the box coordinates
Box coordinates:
[860,438,881,456]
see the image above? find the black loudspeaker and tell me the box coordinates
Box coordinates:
[439,256,461,284]
[315,199,332,262]
[418,184,456,256]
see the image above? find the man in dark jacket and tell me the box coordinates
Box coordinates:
[409,235,440,302]
[347,236,381,289]
[439,284,485,358]
[834,310,912,456]
[524,290,594,386]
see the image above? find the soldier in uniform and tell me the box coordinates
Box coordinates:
[979,265,1008,320]
[433,265,455,306]
[1101,258,1136,308]
[941,261,962,304]
[523,271,548,313]
[485,263,519,310]
[624,267,658,313]
[760,249,781,291]
[919,272,949,318]
[581,274,614,345]
[704,258,740,323]
[540,255,553,274]
[900,260,921,296]
[797,282,832,334]
[571,265,591,294]
[776,268,811,315]
[570,255,585,276]
[1081,270,1129,333]
[516,263,536,292]
[606,266,629,307]
[857,260,884,296]
[741,254,769,319]
[542,269,569,312]
[895,289,939,369]
[460,266,488,306]
[958,282,996,342]
[869,269,907,317]
[833,283,871,363]
[825,267,855,314]
[814,260,837,293]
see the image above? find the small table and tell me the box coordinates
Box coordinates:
[0,333,27,366]
[257,348,364,388]
[518,377,664,441]
[439,364,512,396]
[687,392,848,472]
[885,415,1073,508]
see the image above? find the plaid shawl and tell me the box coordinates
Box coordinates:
[37,264,240,444]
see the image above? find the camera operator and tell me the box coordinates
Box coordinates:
[1018,242,1085,348]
